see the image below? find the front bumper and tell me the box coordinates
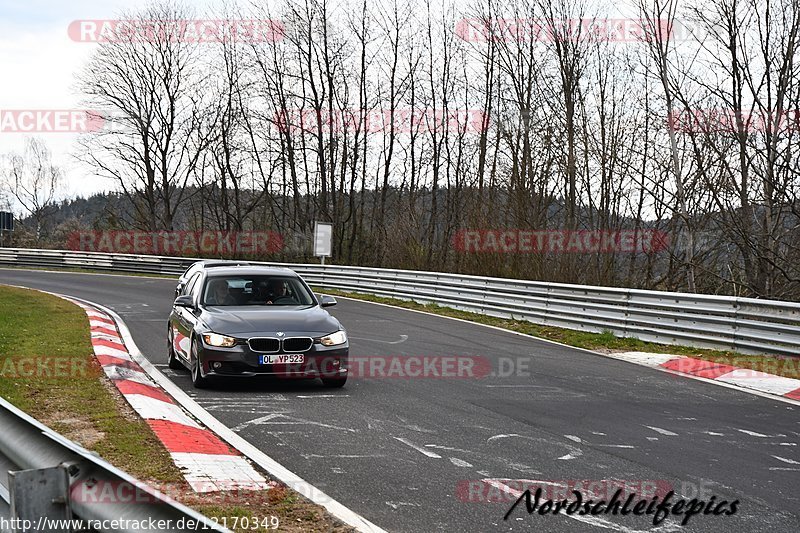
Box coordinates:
[197,339,349,379]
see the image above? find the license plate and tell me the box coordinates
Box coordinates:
[260,354,304,365]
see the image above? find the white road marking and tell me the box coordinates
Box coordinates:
[349,334,408,345]
[772,455,800,465]
[704,431,725,436]
[303,454,386,459]
[645,426,678,436]
[449,457,473,467]
[736,429,772,438]
[425,444,472,453]
[296,395,350,398]
[385,501,421,510]
[488,433,521,442]
[232,413,285,431]
[233,413,357,433]
[557,445,584,460]
[484,385,544,388]
[394,437,442,458]
[564,435,582,443]
[596,444,635,449]
[778,443,797,446]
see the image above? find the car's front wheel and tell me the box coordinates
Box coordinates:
[167,327,183,370]
[190,337,210,389]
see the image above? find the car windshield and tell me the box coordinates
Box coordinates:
[202,275,315,306]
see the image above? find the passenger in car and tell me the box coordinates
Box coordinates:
[207,279,236,305]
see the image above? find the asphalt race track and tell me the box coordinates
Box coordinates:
[2,268,800,532]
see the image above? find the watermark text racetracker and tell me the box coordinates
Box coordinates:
[280,355,532,379]
[0,356,99,379]
[0,110,106,133]
[452,229,669,254]
[68,19,284,43]
[455,18,698,43]
[68,230,283,256]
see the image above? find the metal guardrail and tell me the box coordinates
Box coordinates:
[0,397,227,533]
[1,247,799,357]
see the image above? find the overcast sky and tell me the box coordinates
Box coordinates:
[0,0,225,200]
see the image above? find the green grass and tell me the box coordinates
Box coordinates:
[317,287,800,380]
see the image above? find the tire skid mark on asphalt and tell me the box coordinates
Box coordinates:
[233,412,357,433]
[394,437,442,458]
[644,426,679,437]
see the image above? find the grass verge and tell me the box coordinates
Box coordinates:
[0,285,351,532]
[317,287,800,380]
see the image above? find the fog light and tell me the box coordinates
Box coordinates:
[212,362,222,370]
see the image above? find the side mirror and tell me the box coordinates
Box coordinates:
[174,295,195,308]
[319,294,337,307]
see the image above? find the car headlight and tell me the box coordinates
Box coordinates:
[320,330,347,346]
[203,333,236,347]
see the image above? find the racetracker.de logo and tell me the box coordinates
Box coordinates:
[455,18,694,43]
[0,110,106,133]
[275,109,489,134]
[0,356,97,379]
[668,109,800,134]
[275,355,534,379]
[67,231,283,256]
[68,19,284,43]
[457,479,673,503]
[452,229,670,254]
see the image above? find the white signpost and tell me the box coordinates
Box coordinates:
[313,222,333,265]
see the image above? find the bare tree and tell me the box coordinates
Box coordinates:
[1,137,62,241]
[77,1,213,231]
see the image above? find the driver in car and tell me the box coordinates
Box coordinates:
[265,280,290,304]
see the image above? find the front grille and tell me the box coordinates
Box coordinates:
[283,337,313,352]
[248,337,280,352]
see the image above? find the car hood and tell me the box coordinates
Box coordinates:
[200,305,342,337]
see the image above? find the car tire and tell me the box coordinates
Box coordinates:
[321,375,347,388]
[190,338,210,389]
[167,328,183,370]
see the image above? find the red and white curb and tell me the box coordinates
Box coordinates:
[607,351,800,402]
[67,295,386,532]
[66,297,273,493]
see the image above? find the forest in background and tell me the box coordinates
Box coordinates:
[2,0,800,300]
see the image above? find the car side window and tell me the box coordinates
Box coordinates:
[191,274,206,300]
[182,273,201,296]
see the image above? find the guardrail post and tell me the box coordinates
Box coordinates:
[9,463,73,532]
